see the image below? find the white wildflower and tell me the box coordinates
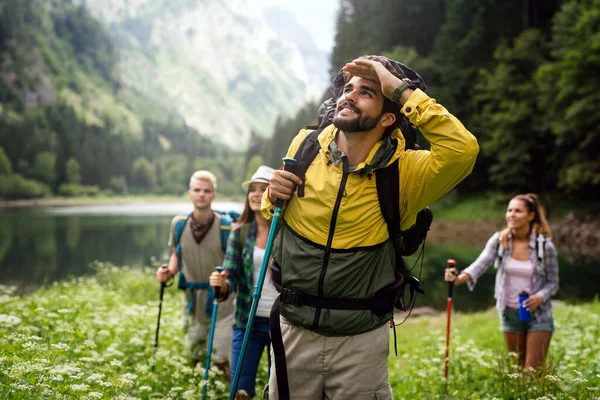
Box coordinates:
[572,377,589,385]
[135,364,149,374]
[86,373,105,382]
[96,329,111,338]
[0,314,21,327]
[182,389,197,399]
[121,372,138,381]
[129,337,144,346]
[51,343,70,350]
[117,377,134,388]
[49,363,81,376]
[11,383,33,390]
[70,383,90,392]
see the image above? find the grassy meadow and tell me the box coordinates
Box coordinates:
[1,263,598,399]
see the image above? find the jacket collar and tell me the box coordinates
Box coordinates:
[320,124,405,173]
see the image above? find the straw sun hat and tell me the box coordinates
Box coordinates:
[241,165,275,192]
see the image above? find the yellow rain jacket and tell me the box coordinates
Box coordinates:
[261,89,479,336]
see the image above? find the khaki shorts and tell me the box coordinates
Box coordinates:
[182,293,234,364]
[266,316,393,399]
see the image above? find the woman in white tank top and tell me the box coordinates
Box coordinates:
[444,193,559,372]
[209,166,276,399]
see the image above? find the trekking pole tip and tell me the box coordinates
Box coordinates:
[447,259,456,266]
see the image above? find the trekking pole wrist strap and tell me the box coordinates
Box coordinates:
[267,184,276,206]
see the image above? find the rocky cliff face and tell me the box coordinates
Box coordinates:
[78,0,329,146]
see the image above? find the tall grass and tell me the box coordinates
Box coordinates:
[1,264,598,399]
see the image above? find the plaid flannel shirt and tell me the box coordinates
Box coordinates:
[463,230,559,323]
[222,221,257,329]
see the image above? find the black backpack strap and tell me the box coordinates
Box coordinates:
[376,159,400,242]
[270,295,290,400]
[291,128,323,198]
[375,159,424,313]
[275,284,396,316]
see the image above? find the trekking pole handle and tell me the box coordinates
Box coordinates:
[160,263,169,287]
[214,266,224,299]
[275,157,297,208]
[447,259,457,298]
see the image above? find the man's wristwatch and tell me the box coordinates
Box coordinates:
[391,78,414,104]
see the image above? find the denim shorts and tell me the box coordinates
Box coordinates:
[500,307,555,333]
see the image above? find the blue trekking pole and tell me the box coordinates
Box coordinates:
[202,266,224,400]
[229,157,296,400]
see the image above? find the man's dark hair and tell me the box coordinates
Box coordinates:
[342,55,403,137]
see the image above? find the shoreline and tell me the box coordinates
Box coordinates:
[0,196,244,208]
[1,197,598,255]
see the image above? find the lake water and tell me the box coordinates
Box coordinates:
[0,202,598,312]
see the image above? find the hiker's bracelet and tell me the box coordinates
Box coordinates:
[391,79,412,105]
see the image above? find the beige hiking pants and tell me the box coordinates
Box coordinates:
[266,316,393,399]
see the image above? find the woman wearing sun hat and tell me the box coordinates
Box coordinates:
[210,165,275,399]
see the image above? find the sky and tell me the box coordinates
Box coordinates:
[254,0,340,52]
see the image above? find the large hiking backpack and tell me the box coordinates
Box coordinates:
[288,127,432,310]
[174,209,240,316]
[287,54,433,308]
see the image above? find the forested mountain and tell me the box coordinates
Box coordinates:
[0,0,328,199]
[2,0,599,201]
[78,0,327,144]
[260,0,599,200]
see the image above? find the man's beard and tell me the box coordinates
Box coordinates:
[333,105,382,133]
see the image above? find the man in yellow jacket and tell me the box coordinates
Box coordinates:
[262,56,479,399]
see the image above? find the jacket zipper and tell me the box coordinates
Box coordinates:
[311,155,349,329]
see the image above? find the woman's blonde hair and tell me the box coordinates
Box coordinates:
[189,170,217,191]
[499,193,552,248]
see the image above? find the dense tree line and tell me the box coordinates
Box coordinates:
[260,0,599,200]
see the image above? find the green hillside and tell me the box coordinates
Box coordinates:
[0,0,243,199]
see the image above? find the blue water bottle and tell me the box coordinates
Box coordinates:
[518,291,531,322]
